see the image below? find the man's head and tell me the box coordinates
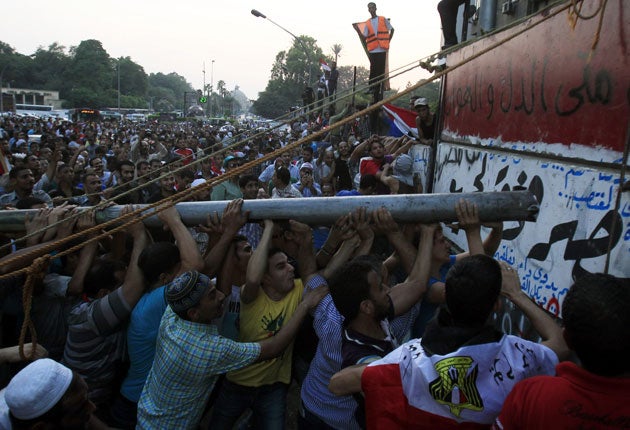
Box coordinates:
[274,166,291,188]
[368,2,377,17]
[5,359,95,429]
[562,273,630,377]
[239,174,259,199]
[57,164,74,185]
[159,174,176,194]
[358,174,378,195]
[262,248,295,295]
[82,172,102,195]
[138,242,181,287]
[26,155,40,174]
[166,270,226,323]
[414,97,431,120]
[233,235,253,271]
[445,255,502,326]
[136,160,150,178]
[89,157,104,175]
[299,162,314,182]
[119,160,135,184]
[367,138,385,160]
[322,182,335,197]
[301,146,314,163]
[9,166,35,195]
[329,255,389,323]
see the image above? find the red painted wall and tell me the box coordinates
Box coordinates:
[442,1,630,154]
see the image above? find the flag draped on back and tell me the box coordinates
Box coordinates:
[382,104,418,138]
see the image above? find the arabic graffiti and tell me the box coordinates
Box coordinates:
[431,143,629,336]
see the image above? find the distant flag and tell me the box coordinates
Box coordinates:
[319,58,331,72]
[382,103,418,138]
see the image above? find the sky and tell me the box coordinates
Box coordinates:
[2,1,443,100]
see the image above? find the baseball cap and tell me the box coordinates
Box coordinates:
[393,154,414,186]
[300,162,314,171]
[414,97,429,107]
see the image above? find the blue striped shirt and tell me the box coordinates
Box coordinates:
[300,274,421,429]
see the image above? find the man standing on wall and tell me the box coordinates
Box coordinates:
[353,2,394,104]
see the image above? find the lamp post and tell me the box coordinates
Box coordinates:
[117,59,121,112]
[251,9,312,86]
[210,60,214,117]
[0,65,7,113]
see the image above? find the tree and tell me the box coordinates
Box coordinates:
[64,40,113,107]
[31,43,69,90]
[331,44,343,63]
[148,72,194,112]
[115,56,148,98]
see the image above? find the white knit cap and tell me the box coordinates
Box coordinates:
[5,359,73,420]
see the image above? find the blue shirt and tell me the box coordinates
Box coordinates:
[120,286,167,402]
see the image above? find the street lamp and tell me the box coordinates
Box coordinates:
[251,9,312,86]
[210,60,214,117]
[0,65,7,113]
[117,59,121,112]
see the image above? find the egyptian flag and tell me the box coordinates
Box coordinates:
[382,103,418,138]
[361,336,558,430]
[320,58,331,72]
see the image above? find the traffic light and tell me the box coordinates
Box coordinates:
[199,96,208,103]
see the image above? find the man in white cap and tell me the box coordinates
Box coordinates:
[0,358,107,429]
[293,162,322,197]
[414,97,436,145]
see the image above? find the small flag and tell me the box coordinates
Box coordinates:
[319,58,331,72]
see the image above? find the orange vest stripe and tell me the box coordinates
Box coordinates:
[364,16,390,51]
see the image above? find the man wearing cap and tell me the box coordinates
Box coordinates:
[211,155,243,201]
[293,162,322,197]
[137,270,327,429]
[0,358,107,429]
[414,98,436,145]
[381,153,418,194]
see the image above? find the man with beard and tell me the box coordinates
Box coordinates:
[0,166,52,208]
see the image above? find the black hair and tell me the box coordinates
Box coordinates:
[275,166,290,186]
[15,197,45,209]
[8,166,30,180]
[445,254,502,327]
[329,255,383,323]
[359,174,378,190]
[83,259,128,297]
[238,174,258,189]
[118,159,135,170]
[138,242,181,286]
[562,273,630,376]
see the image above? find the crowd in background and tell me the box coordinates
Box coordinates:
[0,110,628,430]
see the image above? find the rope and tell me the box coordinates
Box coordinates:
[18,254,49,361]
[0,0,575,281]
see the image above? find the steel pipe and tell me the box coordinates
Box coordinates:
[0,191,538,233]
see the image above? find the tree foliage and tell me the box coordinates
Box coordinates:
[0,39,194,110]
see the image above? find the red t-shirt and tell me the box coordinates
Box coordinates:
[495,361,630,430]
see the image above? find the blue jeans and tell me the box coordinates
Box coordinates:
[209,379,288,430]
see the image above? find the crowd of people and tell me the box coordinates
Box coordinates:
[0,105,627,430]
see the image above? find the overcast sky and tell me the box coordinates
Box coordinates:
[3,1,443,99]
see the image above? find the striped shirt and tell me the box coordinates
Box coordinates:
[62,287,132,405]
[300,274,421,429]
[136,307,261,430]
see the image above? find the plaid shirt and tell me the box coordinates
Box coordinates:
[137,307,261,429]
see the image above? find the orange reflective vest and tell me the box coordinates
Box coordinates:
[364,16,391,51]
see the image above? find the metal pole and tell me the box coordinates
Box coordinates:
[117,60,121,112]
[210,60,214,117]
[0,191,538,232]
[251,9,312,85]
